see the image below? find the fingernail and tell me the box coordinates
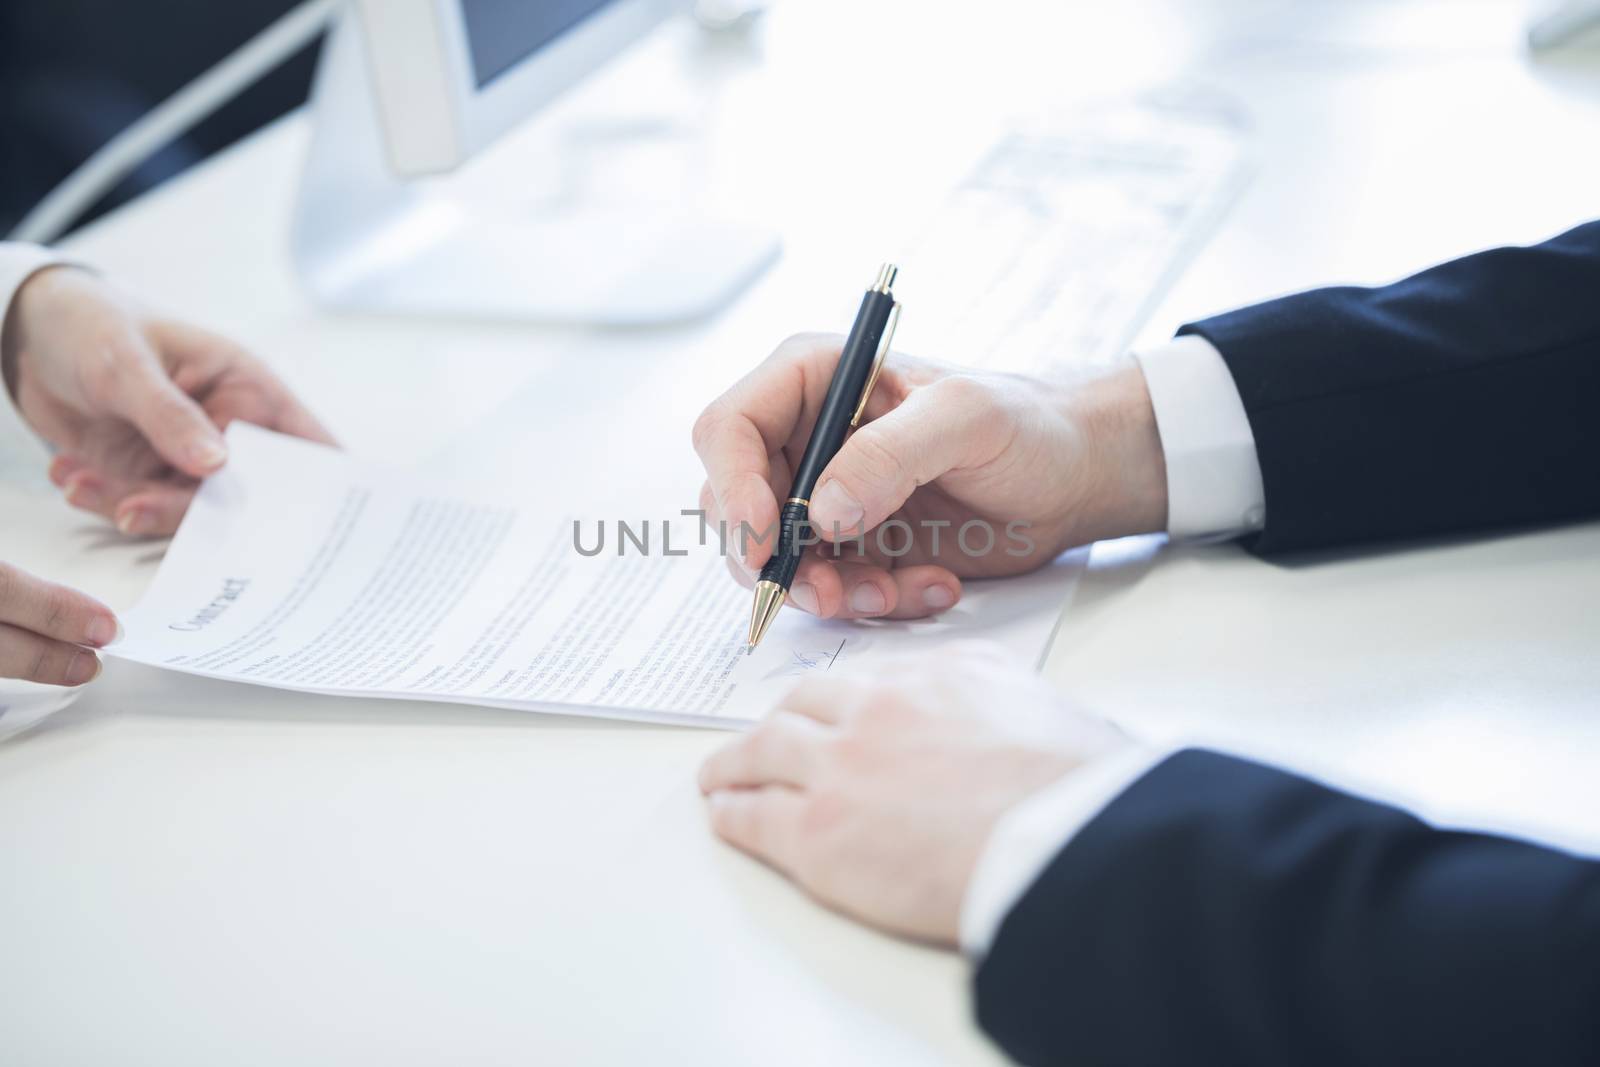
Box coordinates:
[190,438,228,471]
[790,581,819,613]
[86,615,118,648]
[116,509,144,536]
[812,481,863,529]
[848,583,887,615]
[66,479,102,510]
[66,651,101,687]
[924,585,956,610]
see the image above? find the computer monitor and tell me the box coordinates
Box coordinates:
[361,0,676,176]
[290,0,779,324]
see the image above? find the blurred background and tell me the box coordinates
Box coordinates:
[0,1,320,233]
[6,0,1600,240]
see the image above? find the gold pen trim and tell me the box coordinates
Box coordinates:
[746,580,787,652]
[785,496,810,507]
[851,300,900,428]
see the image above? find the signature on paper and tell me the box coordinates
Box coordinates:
[764,638,847,680]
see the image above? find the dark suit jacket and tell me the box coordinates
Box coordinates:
[974,221,1600,1065]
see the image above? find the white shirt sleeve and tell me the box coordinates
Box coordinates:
[960,743,1166,957]
[959,334,1268,959]
[0,242,67,462]
[1133,334,1266,540]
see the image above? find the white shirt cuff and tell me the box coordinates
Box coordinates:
[0,242,67,464]
[960,743,1166,958]
[957,336,1266,958]
[1133,334,1266,541]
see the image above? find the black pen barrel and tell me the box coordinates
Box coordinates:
[787,289,896,499]
[757,500,809,588]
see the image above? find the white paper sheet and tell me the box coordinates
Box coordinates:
[894,93,1248,377]
[0,683,82,743]
[110,425,1082,728]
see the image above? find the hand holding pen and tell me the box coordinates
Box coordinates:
[745,264,903,649]
[690,267,1170,640]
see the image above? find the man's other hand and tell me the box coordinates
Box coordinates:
[698,643,1131,945]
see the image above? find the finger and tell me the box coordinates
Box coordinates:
[788,555,842,617]
[710,334,841,456]
[883,563,963,619]
[703,480,756,583]
[728,454,795,574]
[112,333,229,478]
[706,786,807,874]
[0,623,103,686]
[693,336,841,570]
[0,562,120,647]
[62,468,114,518]
[698,711,829,793]
[809,377,1000,539]
[150,321,339,447]
[723,553,756,591]
[61,466,197,530]
[48,454,86,489]
[784,554,963,620]
[827,560,900,619]
[693,409,781,571]
[272,402,338,446]
[709,450,794,579]
[112,484,199,537]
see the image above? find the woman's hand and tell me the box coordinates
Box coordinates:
[691,333,1167,621]
[0,561,118,686]
[2,265,335,537]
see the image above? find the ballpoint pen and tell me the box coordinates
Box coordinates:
[746,263,902,652]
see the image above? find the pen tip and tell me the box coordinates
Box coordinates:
[746,580,787,653]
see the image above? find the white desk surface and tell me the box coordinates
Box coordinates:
[4,1,1600,1063]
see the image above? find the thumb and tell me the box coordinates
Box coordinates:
[809,377,991,539]
[117,342,228,478]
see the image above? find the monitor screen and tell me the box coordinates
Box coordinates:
[460,0,616,88]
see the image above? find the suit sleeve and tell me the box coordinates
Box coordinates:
[973,750,1600,1067]
[1177,220,1600,554]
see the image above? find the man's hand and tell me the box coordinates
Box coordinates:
[1,266,335,536]
[0,561,118,686]
[691,334,1166,621]
[698,643,1131,946]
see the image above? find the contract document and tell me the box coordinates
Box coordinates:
[110,426,1082,728]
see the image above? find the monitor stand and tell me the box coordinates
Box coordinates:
[290,8,780,325]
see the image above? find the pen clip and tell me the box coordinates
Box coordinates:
[851,300,900,428]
